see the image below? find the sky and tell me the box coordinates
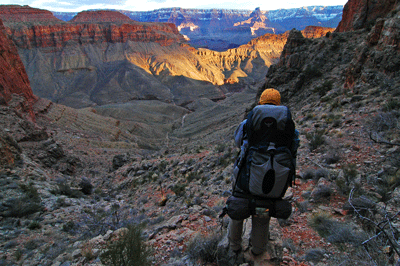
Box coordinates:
[0,0,348,13]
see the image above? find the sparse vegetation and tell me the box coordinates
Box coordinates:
[306,129,326,151]
[186,232,231,265]
[171,183,187,196]
[28,221,42,230]
[309,212,364,245]
[314,80,333,97]
[304,65,322,80]
[101,224,152,266]
[2,182,44,218]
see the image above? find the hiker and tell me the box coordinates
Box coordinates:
[228,88,298,257]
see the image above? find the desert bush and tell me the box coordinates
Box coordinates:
[306,130,326,151]
[304,65,322,79]
[62,220,76,233]
[302,168,316,180]
[52,178,84,198]
[28,221,41,230]
[171,183,186,197]
[2,183,43,218]
[323,149,342,164]
[14,249,23,261]
[101,224,152,266]
[296,200,311,213]
[343,196,376,220]
[314,80,333,97]
[368,111,399,133]
[215,143,227,153]
[186,232,231,265]
[315,168,330,180]
[158,160,168,171]
[309,212,364,245]
[343,163,358,181]
[79,177,93,195]
[186,172,201,183]
[311,185,332,202]
[336,163,359,195]
[304,249,327,263]
[344,189,400,265]
[82,242,96,261]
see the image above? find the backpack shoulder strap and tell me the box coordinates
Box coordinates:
[245,109,255,145]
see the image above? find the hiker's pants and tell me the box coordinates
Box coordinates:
[228,215,270,255]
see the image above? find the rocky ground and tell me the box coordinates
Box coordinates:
[1,74,400,266]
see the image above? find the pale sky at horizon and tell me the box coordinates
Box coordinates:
[0,0,348,13]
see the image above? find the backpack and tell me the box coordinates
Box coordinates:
[233,104,296,200]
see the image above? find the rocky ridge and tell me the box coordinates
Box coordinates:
[119,6,343,51]
[0,5,62,24]
[2,8,184,49]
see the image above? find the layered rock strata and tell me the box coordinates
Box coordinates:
[0,5,63,24]
[0,19,36,118]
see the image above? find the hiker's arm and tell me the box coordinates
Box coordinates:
[234,119,247,148]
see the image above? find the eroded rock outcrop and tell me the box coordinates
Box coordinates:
[0,7,185,49]
[0,18,36,119]
[4,21,184,49]
[70,10,134,23]
[335,0,398,32]
[0,5,63,24]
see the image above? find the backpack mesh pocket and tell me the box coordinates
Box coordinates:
[249,151,290,198]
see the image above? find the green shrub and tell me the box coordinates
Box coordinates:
[311,185,332,202]
[383,100,400,111]
[309,212,364,245]
[101,224,152,266]
[187,172,200,183]
[62,221,75,233]
[53,180,84,198]
[2,183,43,218]
[15,249,23,261]
[314,80,333,97]
[215,144,226,153]
[28,221,42,230]
[305,249,326,263]
[171,183,186,197]
[306,130,326,151]
[343,164,358,180]
[186,232,230,265]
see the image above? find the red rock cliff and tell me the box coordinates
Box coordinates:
[0,5,63,24]
[0,19,36,119]
[336,0,398,32]
[70,10,133,23]
[5,22,184,49]
[0,7,185,49]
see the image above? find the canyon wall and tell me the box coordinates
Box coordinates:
[0,18,36,119]
[0,6,334,109]
[335,0,398,32]
[54,6,343,51]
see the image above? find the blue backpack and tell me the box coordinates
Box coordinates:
[233,104,298,200]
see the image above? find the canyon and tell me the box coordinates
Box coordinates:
[54,6,343,51]
[1,0,400,265]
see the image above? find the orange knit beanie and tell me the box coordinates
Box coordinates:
[259,88,281,105]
